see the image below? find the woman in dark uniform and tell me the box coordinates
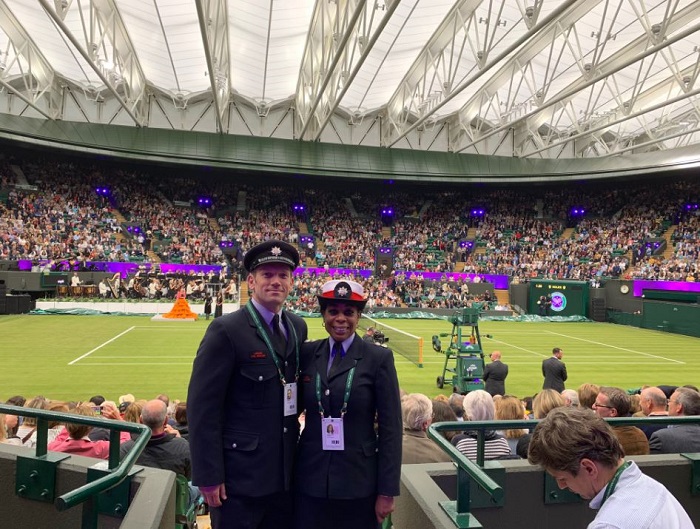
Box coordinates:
[294,280,402,529]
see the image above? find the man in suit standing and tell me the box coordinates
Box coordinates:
[187,240,308,529]
[542,347,567,392]
[650,387,700,454]
[483,350,508,396]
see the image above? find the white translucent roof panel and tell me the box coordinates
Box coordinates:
[5,0,102,89]
[229,0,314,103]
[1,0,700,158]
[343,0,457,113]
[120,0,209,95]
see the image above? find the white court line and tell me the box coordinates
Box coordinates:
[482,338,548,358]
[68,326,136,365]
[87,356,194,359]
[544,330,685,364]
[72,362,194,366]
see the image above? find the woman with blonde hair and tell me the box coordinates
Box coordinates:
[577,383,600,409]
[516,390,565,458]
[494,396,528,456]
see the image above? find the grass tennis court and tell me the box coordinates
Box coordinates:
[2,313,699,403]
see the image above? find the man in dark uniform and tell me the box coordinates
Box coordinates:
[542,347,567,392]
[187,240,307,529]
[483,350,508,396]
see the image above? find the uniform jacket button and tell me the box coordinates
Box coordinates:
[283,427,288,433]
[258,375,263,381]
[232,443,237,448]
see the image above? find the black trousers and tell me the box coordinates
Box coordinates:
[210,491,292,529]
[294,493,379,529]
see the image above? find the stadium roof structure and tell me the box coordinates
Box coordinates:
[1,0,700,171]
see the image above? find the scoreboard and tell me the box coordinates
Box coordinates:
[529,280,589,317]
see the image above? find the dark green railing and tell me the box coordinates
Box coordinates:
[0,403,151,526]
[428,415,700,528]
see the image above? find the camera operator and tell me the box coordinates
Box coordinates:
[362,326,376,344]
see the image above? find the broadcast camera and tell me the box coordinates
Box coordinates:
[373,330,388,345]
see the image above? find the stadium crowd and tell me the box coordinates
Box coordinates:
[2,152,700,306]
[4,382,700,463]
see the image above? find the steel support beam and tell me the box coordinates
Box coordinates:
[0,0,62,118]
[195,0,230,133]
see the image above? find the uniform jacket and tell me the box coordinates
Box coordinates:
[295,336,402,499]
[187,306,307,497]
[649,424,700,454]
[483,360,508,396]
[542,356,567,392]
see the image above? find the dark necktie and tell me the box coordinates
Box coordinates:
[328,341,344,376]
[270,313,287,354]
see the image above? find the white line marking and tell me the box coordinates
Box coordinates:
[544,330,685,364]
[93,356,194,359]
[72,362,194,366]
[484,338,548,358]
[68,326,136,365]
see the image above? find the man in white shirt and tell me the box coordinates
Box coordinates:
[528,407,693,529]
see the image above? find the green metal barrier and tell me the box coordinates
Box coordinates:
[0,403,151,528]
[429,415,700,528]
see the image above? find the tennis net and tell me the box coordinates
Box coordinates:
[359,315,424,368]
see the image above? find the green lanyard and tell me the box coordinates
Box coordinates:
[601,461,631,504]
[315,353,356,418]
[245,301,299,385]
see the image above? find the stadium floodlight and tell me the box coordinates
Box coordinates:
[470,208,486,217]
[197,197,213,207]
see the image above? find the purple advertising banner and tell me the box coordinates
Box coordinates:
[633,280,700,297]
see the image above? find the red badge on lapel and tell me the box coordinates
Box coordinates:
[250,351,267,360]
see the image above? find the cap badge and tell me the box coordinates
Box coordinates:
[337,286,349,297]
[271,246,282,256]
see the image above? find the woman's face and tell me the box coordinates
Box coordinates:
[322,302,361,342]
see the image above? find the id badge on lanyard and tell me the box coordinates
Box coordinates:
[321,417,344,450]
[284,382,297,417]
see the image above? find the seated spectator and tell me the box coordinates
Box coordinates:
[494,395,528,457]
[593,387,649,456]
[650,387,700,454]
[173,402,189,440]
[25,401,70,449]
[448,393,465,421]
[1,412,22,446]
[431,400,459,442]
[48,402,130,459]
[401,394,452,464]
[16,396,48,445]
[577,383,600,409]
[120,399,200,507]
[561,389,580,407]
[452,390,511,461]
[638,387,669,440]
[3,395,26,438]
[516,389,566,458]
[527,407,694,528]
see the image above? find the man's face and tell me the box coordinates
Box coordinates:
[668,392,682,416]
[593,393,617,418]
[548,461,599,499]
[322,302,361,343]
[247,264,293,312]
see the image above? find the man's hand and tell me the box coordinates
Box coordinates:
[375,495,395,523]
[200,483,227,508]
